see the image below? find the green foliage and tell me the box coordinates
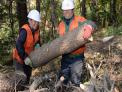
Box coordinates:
[0,23,15,65]
[40,0,62,43]
[100,25,122,36]
[0,4,8,21]
[118,16,122,24]
[0,1,18,65]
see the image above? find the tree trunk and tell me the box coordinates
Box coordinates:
[16,0,28,28]
[36,0,40,12]
[90,0,98,22]
[81,0,86,17]
[8,0,14,37]
[29,24,91,68]
[50,0,58,30]
[109,0,117,25]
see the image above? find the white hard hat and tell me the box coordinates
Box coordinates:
[62,0,74,10]
[27,9,41,22]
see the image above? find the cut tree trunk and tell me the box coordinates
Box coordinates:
[29,25,90,68]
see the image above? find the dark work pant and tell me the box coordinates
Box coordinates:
[59,54,86,86]
[13,60,32,84]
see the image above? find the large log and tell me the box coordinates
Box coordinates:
[30,24,91,68]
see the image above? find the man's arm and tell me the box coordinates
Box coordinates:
[16,29,28,60]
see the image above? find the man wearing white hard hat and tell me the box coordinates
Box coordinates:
[57,0,96,87]
[13,9,41,85]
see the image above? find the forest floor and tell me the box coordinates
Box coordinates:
[30,35,122,92]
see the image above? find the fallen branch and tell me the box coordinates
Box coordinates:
[29,75,50,91]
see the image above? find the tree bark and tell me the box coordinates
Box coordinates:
[81,0,86,17]
[36,0,40,12]
[109,0,117,25]
[50,0,58,30]
[16,0,28,28]
[29,25,91,68]
[90,0,98,23]
[8,0,14,37]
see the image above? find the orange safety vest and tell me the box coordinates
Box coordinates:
[13,24,40,64]
[58,16,86,55]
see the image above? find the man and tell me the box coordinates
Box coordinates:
[13,9,41,85]
[57,0,96,87]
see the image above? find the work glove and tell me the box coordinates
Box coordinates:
[24,57,33,67]
[35,43,40,49]
[82,25,94,40]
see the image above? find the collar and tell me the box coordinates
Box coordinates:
[62,15,74,23]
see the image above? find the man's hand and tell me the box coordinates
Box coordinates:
[24,57,32,67]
